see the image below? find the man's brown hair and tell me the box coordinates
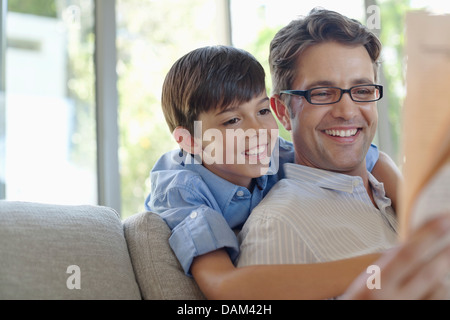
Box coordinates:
[269,8,382,97]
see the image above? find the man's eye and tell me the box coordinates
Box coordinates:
[311,90,333,97]
[355,89,371,95]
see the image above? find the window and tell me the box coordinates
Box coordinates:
[1,0,97,205]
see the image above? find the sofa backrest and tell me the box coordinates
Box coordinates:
[0,200,141,300]
[123,211,205,300]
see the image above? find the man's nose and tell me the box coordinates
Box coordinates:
[330,92,359,120]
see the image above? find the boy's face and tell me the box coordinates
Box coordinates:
[196,92,279,188]
[279,42,378,175]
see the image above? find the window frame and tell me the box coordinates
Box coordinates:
[94,0,121,212]
[0,0,6,199]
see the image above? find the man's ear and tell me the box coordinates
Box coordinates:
[270,95,292,131]
[172,126,202,155]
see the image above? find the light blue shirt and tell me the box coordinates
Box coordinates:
[145,137,379,275]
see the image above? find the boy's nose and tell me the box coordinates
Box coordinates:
[244,116,265,132]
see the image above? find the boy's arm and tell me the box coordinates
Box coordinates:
[371,151,403,212]
[191,249,381,300]
[148,162,240,276]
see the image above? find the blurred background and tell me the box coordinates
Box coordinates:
[1,0,448,218]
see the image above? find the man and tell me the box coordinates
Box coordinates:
[191,8,450,300]
[237,8,397,270]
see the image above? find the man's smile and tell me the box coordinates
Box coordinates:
[321,127,363,143]
[324,128,359,137]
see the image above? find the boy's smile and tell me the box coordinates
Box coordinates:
[243,143,269,161]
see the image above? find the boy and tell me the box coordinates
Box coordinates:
[145,45,398,298]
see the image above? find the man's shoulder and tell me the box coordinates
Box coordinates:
[253,179,312,213]
[268,177,318,198]
[277,137,295,161]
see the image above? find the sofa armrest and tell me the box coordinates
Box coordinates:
[123,211,205,300]
[0,200,141,300]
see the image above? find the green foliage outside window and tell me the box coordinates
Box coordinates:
[8,0,57,17]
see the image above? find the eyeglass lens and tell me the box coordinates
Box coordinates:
[309,85,380,104]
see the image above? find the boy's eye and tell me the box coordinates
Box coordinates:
[223,118,240,126]
[258,108,271,116]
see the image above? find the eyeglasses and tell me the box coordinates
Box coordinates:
[280,84,383,105]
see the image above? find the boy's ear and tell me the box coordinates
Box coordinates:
[172,126,202,155]
[270,95,292,131]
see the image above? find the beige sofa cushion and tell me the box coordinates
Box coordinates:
[123,211,205,300]
[0,201,141,300]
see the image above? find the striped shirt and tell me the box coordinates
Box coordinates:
[237,163,398,266]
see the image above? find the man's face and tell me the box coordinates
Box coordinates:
[285,41,378,175]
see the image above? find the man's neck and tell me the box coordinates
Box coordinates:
[295,157,377,208]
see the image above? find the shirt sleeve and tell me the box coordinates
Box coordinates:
[148,177,239,276]
[168,204,239,276]
[366,143,379,172]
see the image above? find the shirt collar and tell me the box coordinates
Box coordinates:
[283,163,363,193]
[284,163,392,208]
[368,172,392,209]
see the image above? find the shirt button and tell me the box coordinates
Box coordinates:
[190,211,198,219]
[352,180,359,187]
[236,190,244,197]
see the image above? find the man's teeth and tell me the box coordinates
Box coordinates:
[245,145,266,155]
[325,129,358,137]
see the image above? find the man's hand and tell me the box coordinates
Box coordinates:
[342,214,450,300]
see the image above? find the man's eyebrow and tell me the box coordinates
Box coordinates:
[215,97,269,116]
[306,78,375,88]
[350,78,375,85]
[307,80,334,88]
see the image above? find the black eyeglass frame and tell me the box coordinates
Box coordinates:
[279,84,383,105]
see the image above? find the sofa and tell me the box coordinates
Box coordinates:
[0,200,205,300]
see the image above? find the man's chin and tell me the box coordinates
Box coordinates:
[328,160,367,175]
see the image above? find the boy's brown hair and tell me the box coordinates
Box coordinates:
[161,45,266,134]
